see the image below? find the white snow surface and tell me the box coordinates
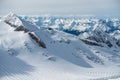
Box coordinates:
[0,13,120,80]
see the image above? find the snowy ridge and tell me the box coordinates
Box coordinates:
[0,13,120,80]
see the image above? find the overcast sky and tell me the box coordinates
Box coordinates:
[0,0,120,17]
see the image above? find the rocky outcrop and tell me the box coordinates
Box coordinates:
[116,39,120,47]
[28,32,46,48]
[81,39,102,46]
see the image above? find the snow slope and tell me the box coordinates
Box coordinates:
[0,13,120,80]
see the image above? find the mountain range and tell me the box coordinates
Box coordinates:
[0,12,120,80]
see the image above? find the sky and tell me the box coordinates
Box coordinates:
[0,0,120,17]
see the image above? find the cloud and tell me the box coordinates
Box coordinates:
[0,0,120,16]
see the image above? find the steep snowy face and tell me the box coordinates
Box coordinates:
[84,20,120,48]
[79,22,117,47]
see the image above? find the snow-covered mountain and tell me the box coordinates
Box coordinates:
[0,13,120,80]
[20,16,120,33]
[21,15,120,48]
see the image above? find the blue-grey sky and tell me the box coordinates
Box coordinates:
[0,0,120,17]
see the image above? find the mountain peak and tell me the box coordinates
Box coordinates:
[3,12,23,27]
[4,12,18,19]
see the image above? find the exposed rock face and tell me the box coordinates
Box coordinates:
[81,39,102,46]
[5,20,28,32]
[14,26,28,32]
[87,30,113,47]
[28,32,46,48]
[116,39,120,47]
